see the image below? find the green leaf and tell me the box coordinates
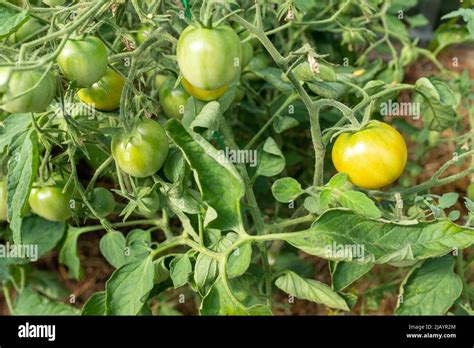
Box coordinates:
[215,232,252,278]
[255,137,286,177]
[169,254,192,288]
[153,256,170,284]
[99,231,126,268]
[189,101,221,131]
[253,67,293,94]
[165,119,244,232]
[82,292,106,316]
[275,270,349,311]
[13,288,79,315]
[413,77,457,131]
[273,115,299,133]
[194,253,219,296]
[0,113,31,152]
[200,278,272,315]
[308,81,347,100]
[442,9,474,36]
[29,270,69,300]
[396,255,462,315]
[7,130,38,244]
[58,226,84,279]
[21,215,65,259]
[284,209,474,263]
[271,177,303,203]
[331,262,373,292]
[327,173,348,189]
[406,14,429,28]
[0,6,29,39]
[439,192,459,209]
[105,256,155,315]
[337,190,382,218]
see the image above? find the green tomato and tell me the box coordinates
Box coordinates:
[243,52,271,81]
[177,25,242,90]
[57,37,108,87]
[29,186,72,221]
[158,78,189,119]
[138,190,160,217]
[154,74,168,90]
[7,19,44,44]
[0,180,7,221]
[467,183,474,201]
[90,187,115,218]
[112,119,169,178]
[241,41,253,69]
[428,130,440,147]
[77,68,125,111]
[233,85,245,102]
[0,68,57,113]
[136,25,152,45]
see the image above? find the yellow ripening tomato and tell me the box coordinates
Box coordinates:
[182,78,228,102]
[77,69,125,111]
[331,121,407,189]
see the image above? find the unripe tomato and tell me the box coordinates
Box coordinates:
[182,78,228,102]
[332,121,407,189]
[136,25,152,45]
[233,85,245,102]
[0,68,57,113]
[7,19,44,44]
[90,187,115,218]
[241,42,253,69]
[177,25,242,90]
[154,74,168,90]
[57,37,108,87]
[77,68,125,111]
[158,78,189,119]
[0,180,7,221]
[137,190,160,217]
[427,130,440,147]
[112,119,169,178]
[29,186,72,221]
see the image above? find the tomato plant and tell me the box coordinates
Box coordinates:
[0,0,473,322]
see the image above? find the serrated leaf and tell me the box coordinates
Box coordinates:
[0,7,29,39]
[7,130,39,244]
[271,177,303,203]
[337,190,382,218]
[105,256,155,315]
[284,209,474,264]
[255,137,285,177]
[169,254,192,288]
[165,119,244,232]
[396,255,462,315]
[275,270,349,311]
